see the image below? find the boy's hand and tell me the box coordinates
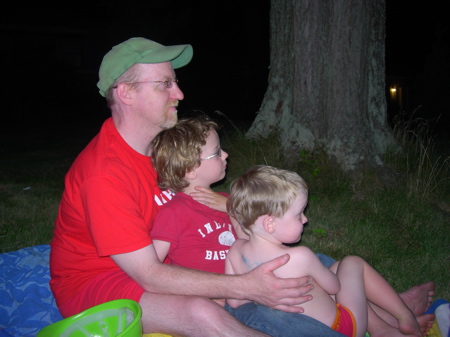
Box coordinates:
[190,186,228,212]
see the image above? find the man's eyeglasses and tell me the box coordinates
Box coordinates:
[113,78,179,89]
[201,147,222,161]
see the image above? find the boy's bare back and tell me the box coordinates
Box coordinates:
[226,238,340,327]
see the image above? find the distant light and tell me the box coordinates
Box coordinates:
[390,86,397,100]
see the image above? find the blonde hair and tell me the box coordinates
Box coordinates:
[152,115,218,192]
[227,165,308,230]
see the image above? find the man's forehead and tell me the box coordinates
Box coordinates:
[140,62,175,75]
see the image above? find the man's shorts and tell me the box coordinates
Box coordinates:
[58,269,145,318]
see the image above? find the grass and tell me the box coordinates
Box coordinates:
[0,127,92,252]
[1,115,449,302]
[386,110,449,204]
[214,114,450,301]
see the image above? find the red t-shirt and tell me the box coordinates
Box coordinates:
[151,192,236,274]
[49,118,174,306]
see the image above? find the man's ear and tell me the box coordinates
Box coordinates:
[115,83,133,105]
[262,215,276,233]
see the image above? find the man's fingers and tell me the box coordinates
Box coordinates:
[261,254,290,272]
[272,304,304,314]
[271,294,313,313]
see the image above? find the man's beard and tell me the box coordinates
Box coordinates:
[160,110,178,130]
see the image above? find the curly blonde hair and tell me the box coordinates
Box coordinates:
[152,115,218,192]
[227,165,308,230]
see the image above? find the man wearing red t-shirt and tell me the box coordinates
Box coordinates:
[49,37,316,336]
[49,37,435,337]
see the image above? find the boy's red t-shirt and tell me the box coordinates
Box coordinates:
[49,118,173,306]
[151,192,236,274]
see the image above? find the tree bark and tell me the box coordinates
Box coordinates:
[247,0,394,171]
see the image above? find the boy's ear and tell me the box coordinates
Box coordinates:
[262,215,276,233]
[185,170,197,180]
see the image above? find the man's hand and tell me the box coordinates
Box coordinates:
[242,254,314,313]
[190,186,228,212]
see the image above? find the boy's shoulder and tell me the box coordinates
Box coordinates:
[158,192,188,213]
[161,192,187,205]
[287,245,318,263]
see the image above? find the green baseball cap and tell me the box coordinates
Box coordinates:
[97,37,193,97]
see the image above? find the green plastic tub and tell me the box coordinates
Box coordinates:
[37,299,142,337]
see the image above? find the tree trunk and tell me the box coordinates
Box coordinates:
[247,0,394,171]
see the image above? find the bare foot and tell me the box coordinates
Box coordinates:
[369,323,421,337]
[416,313,435,336]
[368,313,434,337]
[368,282,435,328]
[400,281,435,315]
[397,311,427,336]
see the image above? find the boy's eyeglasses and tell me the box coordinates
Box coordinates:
[201,147,222,161]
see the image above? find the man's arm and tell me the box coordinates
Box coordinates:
[151,240,170,262]
[111,244,314,313]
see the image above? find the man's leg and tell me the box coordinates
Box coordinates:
[139,292,270,337]
[225,302,345,337]
[316,253,336,268]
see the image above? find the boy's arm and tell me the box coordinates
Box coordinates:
[152,240,170,262]
[291,246,340,295]
[189,186,228,212]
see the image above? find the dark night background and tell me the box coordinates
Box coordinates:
[1,1,448,148]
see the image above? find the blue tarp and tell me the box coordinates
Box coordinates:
[0,245,63,336]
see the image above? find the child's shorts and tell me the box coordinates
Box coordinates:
[331,303,357,337]
[58,269,145,318]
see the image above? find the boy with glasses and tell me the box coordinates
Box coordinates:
[150,117,433,337]
[151,115,247,276]
[50,36,434,336]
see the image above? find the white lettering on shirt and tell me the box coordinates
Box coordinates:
[205,250,229,260]
[204,222,213,234]
[196,219,236,263]
[154,190,175,206]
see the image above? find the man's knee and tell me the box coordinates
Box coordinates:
[174,296,239,335]
[184,296,228,323]
[140,294,233,335]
